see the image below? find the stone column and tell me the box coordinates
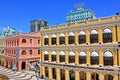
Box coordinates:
[42,34,44,46]
[41,50,44,61]
[65,69,69,80]
[49,50,51,62]
[48,67,53,79]
[56,50,59,62]
[75,31,78,45]
[86,30,90,44]
[65,32,68,45]
[56,68,60,80]
[114,74,118,80]
[114,50,118,67]
[117,25,120,42]
[112,26,117,42]
[98,28,103,43]
[41,66,45,77]
[65,51,68,63]
[49,34,51,46]
[99,50,103,66]
[75,50,79,64]
[118,49,120,66]
[75,71,80,80]
[86,72,91,80]
[86,51,90,65]
[99,73,104,80]
[56,33,59,45]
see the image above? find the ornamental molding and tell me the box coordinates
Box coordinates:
[41,21,120,34]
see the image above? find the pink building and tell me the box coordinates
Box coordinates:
[4,32,40,71]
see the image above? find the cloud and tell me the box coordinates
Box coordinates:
[0,27,8,32]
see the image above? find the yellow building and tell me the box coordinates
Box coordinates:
[40,15,120,80]
[0,36,5,66]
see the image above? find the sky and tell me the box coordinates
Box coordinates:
[0,0,120,33]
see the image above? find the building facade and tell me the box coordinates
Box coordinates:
[66,7,96,23]
[40,15,120,80]
[4,32,40,71]
[0,36,5,66]
[30,19,48,32]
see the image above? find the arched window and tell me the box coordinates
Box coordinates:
[68,32,75,44]
[79,51,86,64]
[59,51,65,62]
[45,67,49,77]
[103,28,112,43]
[104,74,113,80]
[51,34,56,45]
[22,39,26,43]
[90,30,98,43]
[52,68,56,79]
[79,31,86,44]
[69,70,75,80]
[90,51,99,65]
[44,35,49,45]
[104,51,113,66]
[22,50,26,55]
[44,51,49,61]
[59,33,65,44]
[51,51,56,61]
[69,51,75,63]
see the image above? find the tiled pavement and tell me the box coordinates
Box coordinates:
[0,66,46,80]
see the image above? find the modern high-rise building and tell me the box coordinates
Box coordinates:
[66,7,96,23]
[30,19,48,32]
[40,15,120,80]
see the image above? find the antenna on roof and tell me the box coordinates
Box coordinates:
[74,2,85,11]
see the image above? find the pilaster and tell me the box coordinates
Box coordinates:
[99,73,104,80]
[75,31,78,44]
[98,29,103,43]
[86,30,90,44]
[117,26,120,42]
[65,32,68,45]
[65,51,68,63]
[114,74,118,80]
[56,33,59,45]
[114,50,118,67]
[49,50,51,62]
[75,71,80,80]
[56,50,59,62]
[75,50,79,64]
[56,68,60,80]
[48,67,52,79]
[86,72,91,80]
[86,51,90,65]
[65,69,69,80]
[118,49,120,66]
[48,34,51,46]
[112,26,117,42]
[99,50,103,66]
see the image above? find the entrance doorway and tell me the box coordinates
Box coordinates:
[21,62,26,70]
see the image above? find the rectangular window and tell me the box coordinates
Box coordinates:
[30,50,32,55]
[38,40,40,44]
[30,39,32,44]
[38,50,40,54]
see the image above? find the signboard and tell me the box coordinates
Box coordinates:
[16,48,19,59]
